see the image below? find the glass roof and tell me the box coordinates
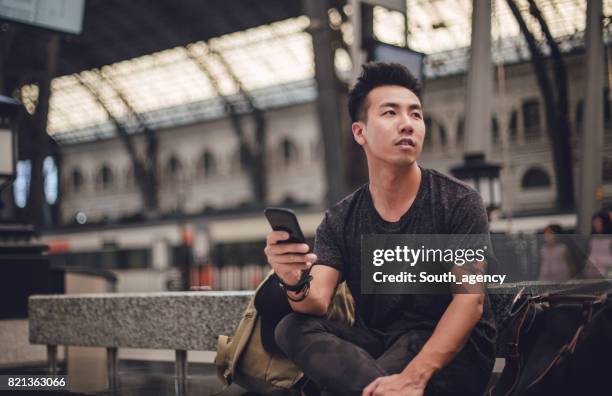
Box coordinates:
[19,0,612,144]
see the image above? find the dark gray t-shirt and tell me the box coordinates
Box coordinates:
[313,167,496,361]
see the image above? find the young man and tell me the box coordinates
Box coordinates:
[264,62,496,396]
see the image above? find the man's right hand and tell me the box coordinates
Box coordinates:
[264,231,317,285]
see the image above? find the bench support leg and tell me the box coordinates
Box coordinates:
[47,345,58,375]
[175,349,188,396]
[107,347,118,391]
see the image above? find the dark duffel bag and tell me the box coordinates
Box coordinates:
[490,281,612,396]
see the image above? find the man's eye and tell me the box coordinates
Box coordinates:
[383,110,395,116]
[412,112,423,119]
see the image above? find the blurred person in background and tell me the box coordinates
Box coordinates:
[583,210,612,278]
[538,224,576,282]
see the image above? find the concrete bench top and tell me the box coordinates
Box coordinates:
[29,280,608,353]
[29,291,254,351]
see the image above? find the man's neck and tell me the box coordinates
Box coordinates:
[368,162,422,222]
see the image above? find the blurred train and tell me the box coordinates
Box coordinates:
[40,208,577,292]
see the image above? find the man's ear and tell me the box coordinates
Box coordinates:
[352,121,366,146]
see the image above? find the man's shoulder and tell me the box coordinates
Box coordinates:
[323,184,368,223]
[426,168,480,203]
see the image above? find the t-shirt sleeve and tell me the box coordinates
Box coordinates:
[449,191,489,235]
[313,211,345,278]
[447,191,495,275]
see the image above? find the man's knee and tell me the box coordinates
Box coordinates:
[274,313,325,355]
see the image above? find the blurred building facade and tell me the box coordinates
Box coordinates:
[38,49,612,291]
[57,51,612,224]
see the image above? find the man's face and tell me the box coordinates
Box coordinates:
[352,85,425,167]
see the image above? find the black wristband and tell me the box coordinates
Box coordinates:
[279,269,313,292]
[286,283,310,302]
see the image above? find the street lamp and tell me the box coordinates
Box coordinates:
[450,153,502,211]
[0,95,21,192]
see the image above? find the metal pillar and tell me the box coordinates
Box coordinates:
[106,347,118,391]
[174,349,188,396]
[578,0,605,235]
[303,0,348,206]
[46,345,58,375]
[464,0,493,156]
[349,0,365,84]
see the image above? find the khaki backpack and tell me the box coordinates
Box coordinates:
[215,271,354,395]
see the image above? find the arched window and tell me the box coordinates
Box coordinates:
[492,116,499,143]
[424,117,433,147]
[439,124,447,147]
[96,165,114,190]
[457,117,465,143]
[522,99,541,139]
[280,138,298,166]
[521,167,551,190]
[165,155,183,182]
[71,168,84,193]
[509,110,518,141]
[198,151,217,178]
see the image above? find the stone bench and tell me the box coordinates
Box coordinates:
[29,280,603,394]
[29,291,253,394]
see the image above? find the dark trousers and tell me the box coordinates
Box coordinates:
[274,313,493,396]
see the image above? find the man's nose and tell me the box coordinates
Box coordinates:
[399,115,414,134]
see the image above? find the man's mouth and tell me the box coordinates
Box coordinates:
[394,138,416,148]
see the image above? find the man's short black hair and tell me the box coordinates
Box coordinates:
[348,62,422,123]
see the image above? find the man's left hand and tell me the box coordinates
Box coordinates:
[362,373,426,396]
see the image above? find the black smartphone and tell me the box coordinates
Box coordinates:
[264,207,306,244]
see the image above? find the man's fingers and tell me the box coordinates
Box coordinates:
[271,243,309,254]
[265,244,311,259]
[362,377,382,396]
[271,253,317,264]
[266,231,289,245]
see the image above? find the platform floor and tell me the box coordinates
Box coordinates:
[0,360,247,396]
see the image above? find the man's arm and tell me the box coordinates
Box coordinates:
[264,230,340,316]
[363,293,484,396]
[401,293,484,382]
[286,264,340,316]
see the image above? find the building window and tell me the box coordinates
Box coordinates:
[492,117,499,143]
[522,99,541,139]
[96,165,114,191]
[509,110,518,141]
[71,168,84,193]
[165,155,183,182]
[198,151,217,178]
[521,167,551,190]
[457,117,465,143]
[43,156,58,205]
[439,124,447,147]
[280,138,298,166]
[604,157,612,182]
[424,117,433,147]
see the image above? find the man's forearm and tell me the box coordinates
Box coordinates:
[402,294,484,382]
[286,265,340,316]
